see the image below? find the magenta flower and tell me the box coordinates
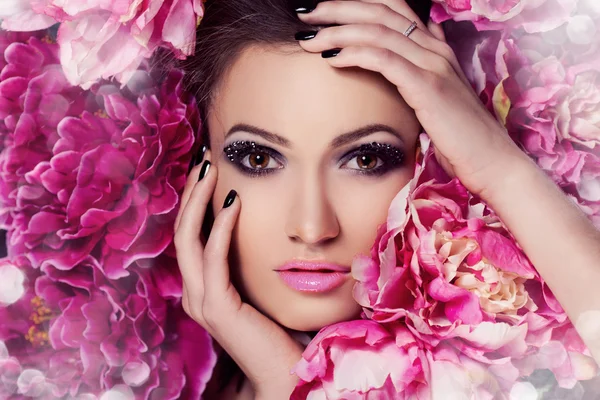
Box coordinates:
[0,255,216,399]
[1,0,204,89]
[0,33,85,231]
[352,135,598,388]
[1,33,199,278]
[431,0,578,33]
[292,319,510,399]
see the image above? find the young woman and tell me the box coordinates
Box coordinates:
[173,0,600,398]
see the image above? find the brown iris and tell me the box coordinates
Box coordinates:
[248,152,269,169]
[357,154,377,169]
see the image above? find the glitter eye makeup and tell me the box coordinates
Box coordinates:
[223,140,406,178]
[339,142,405,176]
[224,140,285,177]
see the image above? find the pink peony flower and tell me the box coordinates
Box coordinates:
[431,0,578,34]
[0,255,216,399]
[292,320,509,399]
[352,135,598,388]
[0,33,200,278]
[0,33,85,231]
[1,0,204,89]
[461,18,600,227]
[490,38,600,227]
[0,1,56,32]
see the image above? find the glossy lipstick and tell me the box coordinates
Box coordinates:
[275,261,350,293]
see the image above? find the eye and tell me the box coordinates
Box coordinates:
[224,140,284,176]
[344,154,383,170]
[339,142,405,176]
[241,151,281,170]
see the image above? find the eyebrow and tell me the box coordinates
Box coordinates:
[225,123,404,148]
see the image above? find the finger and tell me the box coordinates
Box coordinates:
[298,23,473,89]
[320,46,431,111]
[174,146,209,232]
[427,19,446,42]
[300,24,440,71]
[297,0,435,38]
[173,159,217,307]
[203,189,241,296]
[324,47,505,155]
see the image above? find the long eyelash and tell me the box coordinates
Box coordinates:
[224,140,257,163]
[342,142,405,176]
[224,140,282,176]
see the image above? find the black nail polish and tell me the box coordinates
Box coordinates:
[223,190,237,208]
[295,30,318,41]
[194,145,207,166]
[198,160,211,182]
[321,48,341,58]
[294,6,315,13]
[188,145,207,174]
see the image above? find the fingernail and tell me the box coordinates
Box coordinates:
[188,145,207,174]
[321,48,341,58]
[194,145,207,166]
[198,160,211,182]
[295,30,318,40]
[223,189,237,208]
[295,6,315,13]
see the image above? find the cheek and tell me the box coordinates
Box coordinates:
[332,171,412,253]
[217,173,283,260]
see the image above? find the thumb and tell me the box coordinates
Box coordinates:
[427,19,447,43]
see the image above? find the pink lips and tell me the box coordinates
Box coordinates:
[275,261,350,293]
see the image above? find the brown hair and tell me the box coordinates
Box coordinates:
[180,0,433,394]
[182,0,433,136]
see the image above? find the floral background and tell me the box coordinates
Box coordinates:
[0,0,599,399]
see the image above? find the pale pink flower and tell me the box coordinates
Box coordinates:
[0,0,56,32]
[1,0,204,89]
[292,320,508,399]
[352,135,598,388]
[431,0,578,33]
[466,29,600,227]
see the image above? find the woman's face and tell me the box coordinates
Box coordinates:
[207,45,421,332]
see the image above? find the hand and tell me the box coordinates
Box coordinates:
[295,0,533,197]
[174,152,303,398]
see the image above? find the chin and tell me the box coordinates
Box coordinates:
[268,295,362,332]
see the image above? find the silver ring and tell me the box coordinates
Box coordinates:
[403,21,418,38]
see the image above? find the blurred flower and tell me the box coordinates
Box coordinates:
[0,255,216,399]
[352,135,598,388]
[431,0,578,34]
[0,32,84,231]
[1,0,204,89]
[489,37,600,227]
[0,33,199,277]
[292,319,507,399]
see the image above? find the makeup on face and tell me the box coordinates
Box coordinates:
[274,261,350,293]
[222,129,407,178]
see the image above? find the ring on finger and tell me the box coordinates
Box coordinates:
[403,21,418,38]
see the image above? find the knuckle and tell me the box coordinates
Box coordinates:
[431,56,455,78]
[369,23,389,39]
[374,48,395,70]
[173,229,186,250]
[202,302,219,326]
[423,70,447,93]
[436,42,457,63]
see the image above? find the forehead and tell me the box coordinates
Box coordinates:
[209,45,418,144]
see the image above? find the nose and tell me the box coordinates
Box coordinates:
[284,172,340,245]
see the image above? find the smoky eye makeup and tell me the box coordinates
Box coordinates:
[223,140,285,177]
[223,140,406,178]
[338,142,406,176]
